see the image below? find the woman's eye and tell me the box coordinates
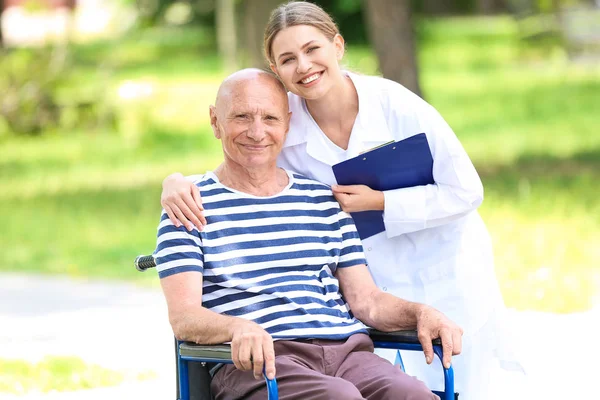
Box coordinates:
[282,57,294,64]
[307,46,319,53]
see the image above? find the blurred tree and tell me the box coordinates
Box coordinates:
[420,0,458,14]
[58,0,77,56]
[316,0,368,44]
[135,0,173,26]
[216,0,236,72]
[242,0,283,68]
[0,49,116,136]
[476,0,507,14]
[0,0,4,48]
[362,0,422,97]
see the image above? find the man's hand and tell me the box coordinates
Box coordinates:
[331,184,384,213]
[416,305,463,369]
[230,320,276,380]
[161,173,206,231]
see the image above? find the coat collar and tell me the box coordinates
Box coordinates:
[345,72,394,147]
[283,72,394,162]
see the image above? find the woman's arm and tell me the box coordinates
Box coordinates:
[381,103,484,237]
[331,116,482,237]
[331,79,483,238]
[161,173,207,231]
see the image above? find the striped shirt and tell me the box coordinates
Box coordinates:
[154,170,368,340]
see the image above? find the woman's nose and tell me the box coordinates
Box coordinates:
[296,55,312,74]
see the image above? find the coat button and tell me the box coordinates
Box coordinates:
[382,287,387,292]
[367,247,372,251]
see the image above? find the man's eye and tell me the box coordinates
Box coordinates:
[265,116,277,121]
[235,114,249,119]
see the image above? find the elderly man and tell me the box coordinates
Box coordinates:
[154,69,462,400]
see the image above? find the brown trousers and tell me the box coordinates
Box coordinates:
[211,333,438,400]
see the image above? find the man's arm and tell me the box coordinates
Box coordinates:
[161,271,275,380]
[336,264,462,368]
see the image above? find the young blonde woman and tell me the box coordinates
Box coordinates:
[160,2,520,398]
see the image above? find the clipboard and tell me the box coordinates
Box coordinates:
[332,133,434,240]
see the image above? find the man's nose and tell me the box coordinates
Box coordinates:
[246,119,267,141]
[296,54,312,74]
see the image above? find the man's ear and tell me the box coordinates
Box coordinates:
[209,105,221,139]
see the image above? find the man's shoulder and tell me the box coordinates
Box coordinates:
[288,171,332,192]
[187,172,214,187]
[192,172,228,198]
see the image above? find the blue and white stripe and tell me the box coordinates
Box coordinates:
[154,170,368,340]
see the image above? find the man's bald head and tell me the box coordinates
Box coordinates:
[215,68,288,113]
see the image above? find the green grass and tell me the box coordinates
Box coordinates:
[1,16,599,313]
[0,357,125,394]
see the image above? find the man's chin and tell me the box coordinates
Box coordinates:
[238,157,276,169]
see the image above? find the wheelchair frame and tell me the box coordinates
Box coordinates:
[135,255,458,400]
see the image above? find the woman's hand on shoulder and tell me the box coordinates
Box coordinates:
[331,184,384,213]
[161,173,206,231]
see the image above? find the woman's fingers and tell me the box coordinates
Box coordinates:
[332,186,383,212]
[332,184,366,194]
[190,186,207,226]
[332,191,349,209]
[161,175,207,230]
[181,191,204,230]
[170,201,192,231]
[173,196,199,231]
[163,205,180,228]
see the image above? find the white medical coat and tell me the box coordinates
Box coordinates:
[276,72,515,398]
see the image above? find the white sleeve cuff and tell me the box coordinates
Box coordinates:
[382,186,427,237]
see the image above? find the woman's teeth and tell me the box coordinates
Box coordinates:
[301,73,320,84]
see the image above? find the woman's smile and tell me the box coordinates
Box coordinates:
[298,72,323,86]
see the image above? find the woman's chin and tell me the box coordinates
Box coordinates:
[293,84,327,101]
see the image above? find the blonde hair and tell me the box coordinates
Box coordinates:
[264,1,340,65]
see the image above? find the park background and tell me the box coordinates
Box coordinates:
[0,0,599,395]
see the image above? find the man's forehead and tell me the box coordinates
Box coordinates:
[225,97,286,115]
[217,70,286,101]
[219,83,287,113]
[231,79,282,97]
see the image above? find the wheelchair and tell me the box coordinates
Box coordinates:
[135,255,458,400]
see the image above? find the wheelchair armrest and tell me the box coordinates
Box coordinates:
[179,331,441,361]
[368,329,442,346]
[178,341,279,399]
[179,342,232,362]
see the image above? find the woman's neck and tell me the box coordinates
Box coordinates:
[305,73,359,150]
[214,162,288,197]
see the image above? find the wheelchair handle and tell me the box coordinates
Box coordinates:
[135,255,156,272]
